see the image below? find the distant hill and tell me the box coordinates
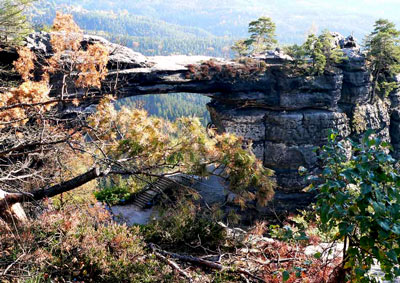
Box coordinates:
[35,0,400,45]
[31,3,234,57]
[115,94,211,127]
[30,0,400,124]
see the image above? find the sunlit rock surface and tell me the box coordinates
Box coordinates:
[17,32,400,210]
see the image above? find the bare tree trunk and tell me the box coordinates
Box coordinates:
[0,167,109,223]
[0,189,27,223]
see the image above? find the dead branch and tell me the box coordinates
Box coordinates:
[0,166,110,210]
[2,253,25,276]
[149,243,265,282]
[150,245,193,282]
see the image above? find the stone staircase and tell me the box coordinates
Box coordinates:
[131,174,194,209]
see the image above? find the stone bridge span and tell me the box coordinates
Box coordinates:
[24,32,400,196]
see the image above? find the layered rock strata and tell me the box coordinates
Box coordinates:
[21,32,400,197]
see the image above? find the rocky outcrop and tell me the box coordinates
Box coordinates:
[25,32,150,69]
[12,32,399,209]
[390,75,400,158]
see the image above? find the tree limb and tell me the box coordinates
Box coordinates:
[0,166,110,210]
[150,244,193,282]
[149,243,265,282]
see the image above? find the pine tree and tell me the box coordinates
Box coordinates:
[0,0,34,46]
[319,30,346,69]
[247,16,277,55]
[283,44,306,68]
[231,39,250,57]
[364,19,400,97]
[303,31,345,75]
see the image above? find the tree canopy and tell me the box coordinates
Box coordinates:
[0,0,34,45]
[231,16,277,57]
[364,19,400,98]
[247,16,277,54]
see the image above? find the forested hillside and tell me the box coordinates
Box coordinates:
[116,94,211,126]
[31,3,234,57]
[29,0,400,124]
[34,0,400,44]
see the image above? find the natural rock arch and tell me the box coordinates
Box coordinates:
[22,32,400,195]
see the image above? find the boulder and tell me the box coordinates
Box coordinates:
[253,47,294,64]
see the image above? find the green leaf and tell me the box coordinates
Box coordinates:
[386,250,398,263]
[339,222,354,236]
[392,224,400,235]
[361,184,372,195]
[360,236,374,249]
[282,270,290,282]
[314,252,322,259]
[371,201,385,215]
[378,220,391,231]
[320,203,330,223]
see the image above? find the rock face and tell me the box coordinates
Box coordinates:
[25,32,150,69]
[204,40,391,191]
[16,32,400,209]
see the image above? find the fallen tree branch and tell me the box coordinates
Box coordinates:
[252,257,296,265]
[149,243,265,282]
[150,244,193,282]
[2,253,25,276]
[0,166,110,211]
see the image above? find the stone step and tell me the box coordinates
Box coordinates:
[129,176,190,208]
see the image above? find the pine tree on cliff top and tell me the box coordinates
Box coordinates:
[365,19,400,98]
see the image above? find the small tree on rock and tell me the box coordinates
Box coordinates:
[247,16,277,54]
[231,16,277,57]
[231,39,250,57]
[303,31,345,75]
[364,19,400,98]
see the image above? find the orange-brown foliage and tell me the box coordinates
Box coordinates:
[75,43,109,88]
[13,46,36,81]
[1,12,109,128]
[47,12,109,89]
[187,58,267,81]
[50,12,82,53]
[0,79,51,128]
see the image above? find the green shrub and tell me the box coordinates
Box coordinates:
[311,130,400,282]
[94,185,133,205]
[142,196,226,251]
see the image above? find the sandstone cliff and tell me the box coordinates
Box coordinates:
[16,32,400,206]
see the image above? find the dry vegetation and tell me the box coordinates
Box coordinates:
[3,8,399,283]
[186,58,267,81]
[0,12,289,283]
[0,197,343,282]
